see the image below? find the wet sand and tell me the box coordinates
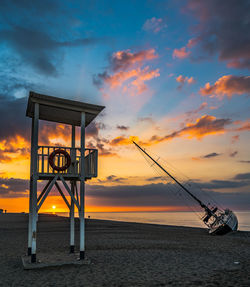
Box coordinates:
[0,213,249,286]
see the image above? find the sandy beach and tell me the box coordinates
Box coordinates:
[0,213,249,287]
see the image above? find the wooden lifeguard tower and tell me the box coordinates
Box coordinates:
[26,91,105,263]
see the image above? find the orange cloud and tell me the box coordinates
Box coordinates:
[200,75,250,99]
[173,47,191,59]
[176,75,195,89]
[150,115,231,144]
[39,123,72,146]
[111,48,158,71]
[110,136,131,146]
[110,115,231,147]
[176,115,230,139]
[0,135,30,163]
[110,136,140,146]
[130,67,160,94]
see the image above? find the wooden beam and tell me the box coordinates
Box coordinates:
[59,175,80,210]
[37,175,58,212]
[37,180,52,203]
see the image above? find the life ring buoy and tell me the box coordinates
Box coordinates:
[49,149,71,172]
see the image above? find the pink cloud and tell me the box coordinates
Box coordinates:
[104,66,160,95]
[172,47,191,59]
[111,49,158,71]
[234,120,250,132]
[94,48,160,97]
[187,38,198,48]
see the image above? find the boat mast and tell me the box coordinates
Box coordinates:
[133,141,210,211]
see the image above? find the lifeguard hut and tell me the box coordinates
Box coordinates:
[26,91,105,263]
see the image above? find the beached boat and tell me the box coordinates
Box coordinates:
[133,141,238,235]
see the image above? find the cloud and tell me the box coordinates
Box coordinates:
[231,135,239,143]
[0,177,29,197]
[172,47,191,59]
[0,94,29,142]
[0,26,102,76]
[200,75,250,99]
[86,121,106,138]
[93,48,159,97]
[239,160,250,164]
[137,116,155,124]
[111,115,231,147]
[87,135,117,157]
[186,38,198,48]
[110,136,132,146]
[150,115,231,143]
[1,172,250,210]
[101,67,160,93]
[142,17,167,33]
[229,151,238,158]
[197,180,250,190]
[0,135,30,163]
[203,152,221,158]
[185,102,208,120]
[176,75,195,89]
[234,173,250,180]
[146,176,166,182]
[100,175,126,183]
[176,75,195,85]
[117,125,129,131]
[234,119,250,132]
[192,151,221,161]
[185,0,250,69]
[86,180,250,210]
[0,84,33,163]
[110,49,158,71]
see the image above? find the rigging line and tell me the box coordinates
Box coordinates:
[139,144,223,210]
[160,157,223,210]
[141,149,182,194]
[133,140,223,224]
[190,180,224,210]
[136,145,204,220]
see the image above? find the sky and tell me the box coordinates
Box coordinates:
[0,0,249,213]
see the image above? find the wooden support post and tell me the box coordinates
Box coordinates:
[79,112,85,260]
[31,103,39,263]
[70,125,75,253]
[28,117,34,256]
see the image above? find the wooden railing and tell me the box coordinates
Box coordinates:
[37,146,98,178]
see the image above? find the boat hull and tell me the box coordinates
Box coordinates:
[209,210,238,235]
[209,223,233,235]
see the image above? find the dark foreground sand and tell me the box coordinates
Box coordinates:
[0,214,249,287]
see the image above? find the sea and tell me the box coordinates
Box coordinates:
[55,211,250,231]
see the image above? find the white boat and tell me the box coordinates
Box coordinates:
[133,141,238,235]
